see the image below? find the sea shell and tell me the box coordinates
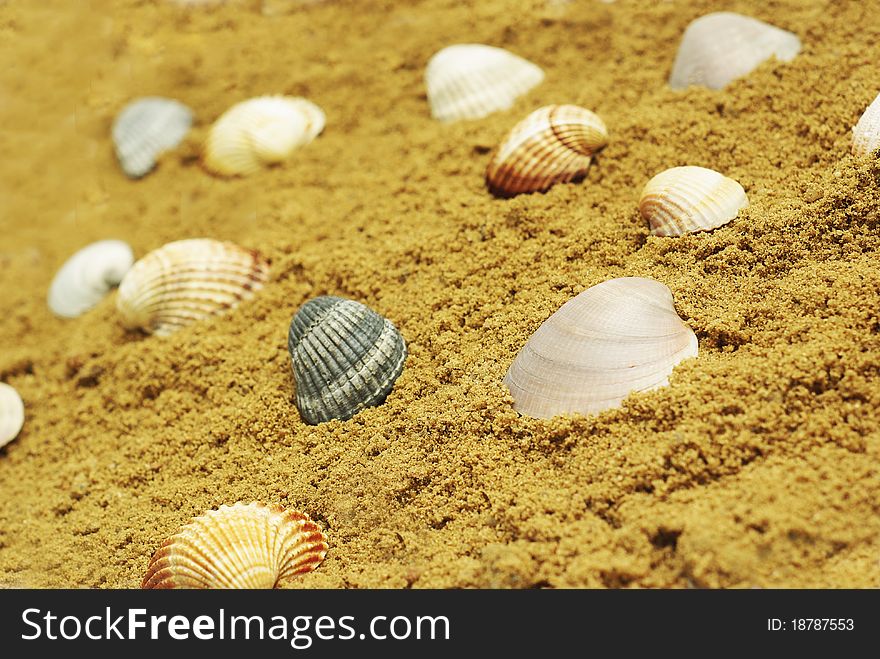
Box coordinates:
[425,44,545,122]
[142,502,328,589]
[0,383,25,450]
[288,296,407,425]
[503,277,698,419]
[203,96,325,176]
[486,104,608,197]
[639,166,748,237]
[112,97,193,178]
[47,240,135,318]
[669,12,801,90]
[116,238,270,336]
[852,92,880,158]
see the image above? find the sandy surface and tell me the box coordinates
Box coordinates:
[0,0,878,588]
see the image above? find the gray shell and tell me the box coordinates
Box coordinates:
[112,97,193,178]
[288,296,406,425]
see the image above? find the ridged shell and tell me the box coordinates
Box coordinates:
[486,105,608,197]
[639,166,748,237]
[116,238,269,336]
[669,12,801,90]
[288,296,407,425]
[112,97,193,179]
[425,44,545,122]
[503,277,698,419]
[852,92,880,158]
[48,240,134,318]
[0,383,25,450]
[142,502,328,589]
[203,96,325,176]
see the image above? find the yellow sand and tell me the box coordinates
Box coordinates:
[0,0,878,588]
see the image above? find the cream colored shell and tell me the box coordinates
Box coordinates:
[0,383,25,450]
[116,238,269,336]
[142,502,328,589]
[669,12,801,90]
[48,240,134,318]
[425,44,545,122]
[639,166,748,237]
[503,277,698,419]
[852,92,880,158]
[486,104,608,197]
[204,96,325,176]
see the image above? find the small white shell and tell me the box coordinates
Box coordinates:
[425,44,545,122]
[48,240,135,318]
[112,97,193,178]
[116,238,270,336]
[0,383,24,450]
[639,166,748,237]
[669,12,801,90]
[204,96,325,176]
[503,278,698,419]
[852,92,880,158]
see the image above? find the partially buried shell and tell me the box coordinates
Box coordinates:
[288,296,407,425]
[142,502,328,589]
[639,166,748,237]
[503,278,698,419]
[486,105,608,197]
[203,95,325,176]
[116,238,269,336]
[669,12,801,90]
[0,383,24,450]
[852,92,880,158]
[425,44,545,122]
[112,97,193,178]
[48,240,134,318]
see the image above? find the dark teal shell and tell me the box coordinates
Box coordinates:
[288,296,407,424]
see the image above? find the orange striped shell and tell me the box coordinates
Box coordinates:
[143,502,328,589]
[486,104,608,197]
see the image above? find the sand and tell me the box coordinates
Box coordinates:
[0,0,878,588]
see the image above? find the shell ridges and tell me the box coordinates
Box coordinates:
[116,238,270,336]
[426,44,545,122]
[486,104,608,197]
[669,12,801,90]
[48,240,135,318]
[112,97,193,178]
[142,502,328,589]
[503,278,698,419]
[288,296,407,424]
[852,92,880,158]
[639,166,748,237]
[204,96,325,177]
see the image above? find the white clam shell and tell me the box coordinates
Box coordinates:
[48,240,135,318]
[204,96,325,176]
[669,12,801,90]
[639,166,748,237]
[852,92,880,158]
[112,97,193,178]
[425,44,545,122]
[116,238,270,336]
[503,278,698,419]
[0,383,25,450]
